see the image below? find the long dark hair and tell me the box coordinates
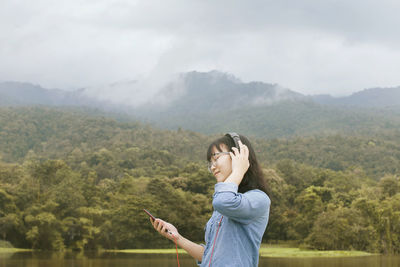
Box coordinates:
[206,134,269,195]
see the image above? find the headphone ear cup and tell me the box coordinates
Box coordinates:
[225,132,241,152]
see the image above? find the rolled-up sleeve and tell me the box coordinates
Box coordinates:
[212,182,270,224]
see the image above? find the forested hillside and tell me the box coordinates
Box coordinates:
[1,107,400,253]
[1,107,398,179]
[147,100,400,139]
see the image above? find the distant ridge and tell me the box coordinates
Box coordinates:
[0,81,84,106]
[1,72,399,109]
[312,87,400,107]
[0,81,106,107]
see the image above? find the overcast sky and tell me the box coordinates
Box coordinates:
[1,0,400,97]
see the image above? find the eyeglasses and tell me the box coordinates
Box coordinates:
[207,152,230,173]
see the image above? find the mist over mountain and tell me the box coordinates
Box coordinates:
[0,71,307,114]
[1,71,399,138]
[136,71,305,115]
[1,71,399,110]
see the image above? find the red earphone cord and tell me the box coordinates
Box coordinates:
[208,216,223,267]
[173,237,180,267]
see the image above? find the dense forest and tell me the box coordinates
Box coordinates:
[0,106,399,253]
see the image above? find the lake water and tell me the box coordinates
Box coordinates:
[1,251,400,267]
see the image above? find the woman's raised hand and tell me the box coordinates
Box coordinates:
[151,218,180,241]
[229,140,250,178]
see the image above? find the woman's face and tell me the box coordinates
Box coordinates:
[210,144,232,183]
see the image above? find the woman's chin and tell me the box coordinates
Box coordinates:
[215,174,227,183]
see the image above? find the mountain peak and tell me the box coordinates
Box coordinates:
[183,70,242,84]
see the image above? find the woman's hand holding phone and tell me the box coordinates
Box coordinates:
[144,209,180,241]
[151,218,180,241]
[148,213,205,263]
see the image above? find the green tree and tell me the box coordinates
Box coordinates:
[306,206,378,251]
[25,212,64,250]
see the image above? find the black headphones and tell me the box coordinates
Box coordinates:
[225,132,241,152]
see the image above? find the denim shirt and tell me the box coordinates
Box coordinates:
[197,182,271,267]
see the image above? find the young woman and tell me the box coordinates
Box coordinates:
[150,133,270,266]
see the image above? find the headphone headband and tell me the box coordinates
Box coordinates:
[225,132,241,151]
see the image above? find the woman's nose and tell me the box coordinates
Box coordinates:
[210,161,217,169]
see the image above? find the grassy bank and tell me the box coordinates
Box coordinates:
[259,246,373,258]
[109,245,374,258]
[0,248,31,253]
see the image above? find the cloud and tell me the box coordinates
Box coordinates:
[0,0,400,96]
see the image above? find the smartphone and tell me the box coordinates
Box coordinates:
[144,209,172,234]
[143,209,156,221]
